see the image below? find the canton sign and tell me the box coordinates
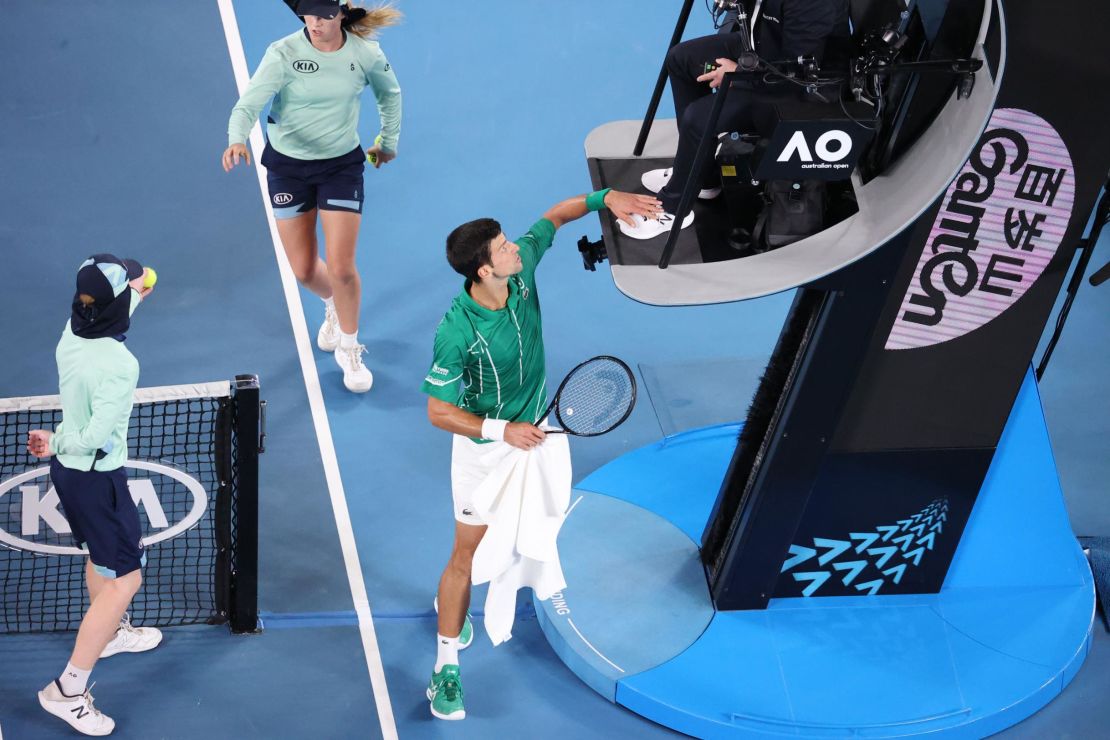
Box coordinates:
[0,461,208,555]
[885,108,1075,349]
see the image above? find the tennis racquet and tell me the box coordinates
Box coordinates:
[538,356,637,436]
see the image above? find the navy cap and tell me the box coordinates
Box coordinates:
[295,0,342,19]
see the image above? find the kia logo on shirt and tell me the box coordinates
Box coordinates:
[292,60,319,73]
[0,461,209,555]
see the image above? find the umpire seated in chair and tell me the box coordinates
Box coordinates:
[620,0,852,241]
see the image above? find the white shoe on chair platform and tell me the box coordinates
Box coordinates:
[640,168,721,200]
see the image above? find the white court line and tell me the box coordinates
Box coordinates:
[567,617,625,673]
[216,3,397,738]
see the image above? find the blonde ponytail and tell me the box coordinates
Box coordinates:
[344,3,402,38]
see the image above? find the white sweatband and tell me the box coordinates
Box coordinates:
[481,418,508,441]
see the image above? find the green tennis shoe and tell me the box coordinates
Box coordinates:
[458,611,473,649]
[427,664,465,720]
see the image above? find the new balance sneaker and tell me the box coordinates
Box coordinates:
[317,303,340,352]
[617,210,696,240]
[432,597,473,650]
[427,664,465,720]
[38,681,115,736]
[640,167,721,200]
[100,614,163,658]
[335,343,373,393]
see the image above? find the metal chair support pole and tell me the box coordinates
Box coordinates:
[633,0,697,156]
[658,73,735,270]
[1036,177,1110,379]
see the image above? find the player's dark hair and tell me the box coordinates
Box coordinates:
[446,218,502,283]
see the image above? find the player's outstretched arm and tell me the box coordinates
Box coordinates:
[543,190,662,229]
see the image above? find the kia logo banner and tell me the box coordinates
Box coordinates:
[0,461,208,555]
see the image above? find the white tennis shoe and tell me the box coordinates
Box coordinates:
[640,167,721,200]
[336,343,373,393]
[38,681,115,736]
[317,303,340,352]
[100,614,162,658]
[617,210,695,240]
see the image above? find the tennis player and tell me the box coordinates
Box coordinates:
[28,255,161,737]
[420,187,661,720]
[223,0,402,393]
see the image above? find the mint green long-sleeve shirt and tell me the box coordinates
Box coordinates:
[51,294,141,472]
[228,30,402,159]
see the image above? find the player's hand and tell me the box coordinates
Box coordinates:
[27,430,54,459]
[504,422,546,450]
[696,57,739,90]
[366,144,395,169]
[605,190,663,226]
[222,143,251,172]
[129,269,154,299]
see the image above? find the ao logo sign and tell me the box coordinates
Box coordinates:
[777,129,853,163]
[0,461,207,555]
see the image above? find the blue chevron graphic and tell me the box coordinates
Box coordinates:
[903,546,925,566]
[867,546,898,568]
[781,544,816,572]
[909,522,927,536]
[850,532,879,552]
[832,559,868,585]
[938,511,948,522]
[814,538,851,565]
[883,563,907,584]
[918,532,937,550]
[930,520,944,533]
[793,571,831,596]
[855,579,883,595]
[891,533,915,551]
[897,518,914,530]
[877,525,900,541]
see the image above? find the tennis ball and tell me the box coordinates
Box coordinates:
[143,267,158,289]
[367,134,384,165]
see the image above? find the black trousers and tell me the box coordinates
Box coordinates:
[660,33,787,213]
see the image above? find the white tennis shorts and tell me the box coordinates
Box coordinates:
[451,434,494,526]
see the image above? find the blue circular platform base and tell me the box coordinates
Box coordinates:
[537,374,1094,738]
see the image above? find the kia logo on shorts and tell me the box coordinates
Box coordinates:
[292,60,319,73]
[273,193,294,206]
[0,461,208,555]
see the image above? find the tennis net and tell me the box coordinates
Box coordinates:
[0,376,261,634]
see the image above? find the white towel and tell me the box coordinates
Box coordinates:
[470,433,572,645]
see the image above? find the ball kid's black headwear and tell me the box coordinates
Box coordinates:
[70,254,145,341]
[283,0,368,24]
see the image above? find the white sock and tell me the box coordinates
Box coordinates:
[323,296,335,310]
[58,662,90,697]
[435,633,459,672]
[339,330,358,350]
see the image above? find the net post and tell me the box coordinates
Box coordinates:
[230,374,261,633]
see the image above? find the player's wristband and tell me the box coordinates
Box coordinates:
[586,189,611,212]
[481,418,508,442]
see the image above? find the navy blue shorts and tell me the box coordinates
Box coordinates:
[262,143,365,219]
[50,458,145,579]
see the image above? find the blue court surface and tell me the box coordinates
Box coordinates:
[1,2,1108,738]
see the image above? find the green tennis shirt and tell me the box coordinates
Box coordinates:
[52,294,142,472]
[422,219,557,441]
[228,29,401,159]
